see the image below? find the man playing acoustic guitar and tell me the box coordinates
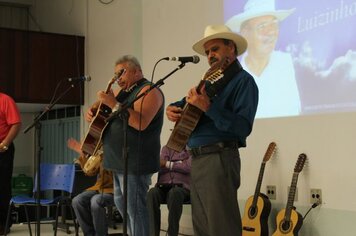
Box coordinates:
[86,55,164,236]
[166,25,259,236]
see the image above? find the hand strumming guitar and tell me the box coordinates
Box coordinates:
[186,84,211,112]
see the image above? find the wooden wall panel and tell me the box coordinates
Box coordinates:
[0,27,85,105]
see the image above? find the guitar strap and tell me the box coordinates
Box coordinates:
[205,59,243,98]
[116,78,148,103]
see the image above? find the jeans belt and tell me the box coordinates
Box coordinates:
[189,141,239,157]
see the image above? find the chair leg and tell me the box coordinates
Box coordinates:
[4,202,13,236]
[54,202,60,236]
[69,205,79,236]
[24,205,33,236]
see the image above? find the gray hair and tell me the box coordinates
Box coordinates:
[115,55,142,70]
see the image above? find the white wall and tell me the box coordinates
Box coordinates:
[141,0,223,145]
[140,1,356,235]
[14,0,356,235]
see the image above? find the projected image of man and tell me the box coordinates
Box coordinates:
[226,0,301,118]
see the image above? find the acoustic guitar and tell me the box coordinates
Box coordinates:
[81,69,126,156]
[272,153,307,236]
[242,142,277,236]
[166,58,230,152]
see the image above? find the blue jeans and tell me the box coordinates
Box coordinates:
[113,173,152,236]
[72,190,114,236]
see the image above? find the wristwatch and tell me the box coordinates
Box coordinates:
[0,142,8,151]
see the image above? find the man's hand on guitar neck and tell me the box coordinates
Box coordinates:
[97,90,118,109]
[85,88,119,123]
[166,106,182,122]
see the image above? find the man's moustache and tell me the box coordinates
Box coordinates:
[209,57,218,64]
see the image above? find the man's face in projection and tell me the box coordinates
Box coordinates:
[241,15,279,57]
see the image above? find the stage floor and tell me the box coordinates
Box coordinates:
[9,222,187,236]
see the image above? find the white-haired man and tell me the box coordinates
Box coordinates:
[226,0,300,118]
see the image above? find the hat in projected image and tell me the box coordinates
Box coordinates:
[192,25,247,56]
[226,0,295,32]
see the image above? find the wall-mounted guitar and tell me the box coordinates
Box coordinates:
[166,58,231,152]
[242,142,277,236]
[272,153,307,236]
[81,68,126,156]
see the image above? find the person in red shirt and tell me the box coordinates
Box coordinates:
[0,92,21,235]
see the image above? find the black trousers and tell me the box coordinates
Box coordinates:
[0,143,14,226]
[147,185,190,236]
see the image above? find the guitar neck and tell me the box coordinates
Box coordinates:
[166,60,229,152]
[104,81,113,94]
[252,162,266,207]
[284,172,299,221]
[81,75,120,156]
[196,79,205,92]
[97,77,117,112]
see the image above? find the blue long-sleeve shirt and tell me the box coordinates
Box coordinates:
[171,61,258,148]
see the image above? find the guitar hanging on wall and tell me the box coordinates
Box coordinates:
[81,69,126,156]
[272,153,307,236]
[242,142,277,236]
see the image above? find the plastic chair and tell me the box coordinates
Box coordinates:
[4,163,78,236]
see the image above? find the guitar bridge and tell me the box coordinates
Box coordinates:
[242,226,255,232]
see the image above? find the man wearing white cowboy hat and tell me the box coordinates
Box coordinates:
[226,0,301,118]
[166,24,258,236]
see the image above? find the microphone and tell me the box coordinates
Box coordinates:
[164,55,200,64]
[67,75,91,82]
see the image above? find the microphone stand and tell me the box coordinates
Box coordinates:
[23,82,79,236]
[105,62,186,236]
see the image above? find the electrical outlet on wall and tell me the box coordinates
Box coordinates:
[266,185,276,200]
[310,188,322,204]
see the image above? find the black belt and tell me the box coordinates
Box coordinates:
[189,141,239,157]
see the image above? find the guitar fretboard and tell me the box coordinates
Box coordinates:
[284,172,299,222]
[252,162,266,207]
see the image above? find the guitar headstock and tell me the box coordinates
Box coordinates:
[263,142,277,162]
[106,68,126,93]
[113,68,126,83]
[203,57,230,83]
[294,153,307,173]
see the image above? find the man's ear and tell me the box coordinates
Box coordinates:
[229,41,237,55]
[134,68,142,78]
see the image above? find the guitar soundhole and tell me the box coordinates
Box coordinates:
[248,206,257,219]
[280,220,293,233]
[100,105,112,115]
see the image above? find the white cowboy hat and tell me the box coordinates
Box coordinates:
[192,25,247,56]
[225,0,295,32]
